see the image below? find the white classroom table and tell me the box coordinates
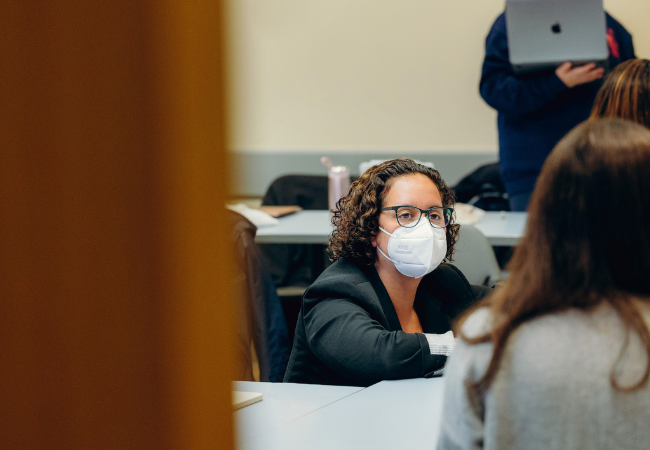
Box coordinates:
[255,210,527,246]
[236,378,445,450]
[234,381,363,447]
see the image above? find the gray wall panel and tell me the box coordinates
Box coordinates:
[231,151,499,198]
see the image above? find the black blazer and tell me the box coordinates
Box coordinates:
[283,258,491,387]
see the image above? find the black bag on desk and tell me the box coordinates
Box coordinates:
[453,162,510,212]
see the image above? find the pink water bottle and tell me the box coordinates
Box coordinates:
[321,157,351,213]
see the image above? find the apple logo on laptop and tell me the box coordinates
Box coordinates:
[551,22,562,34]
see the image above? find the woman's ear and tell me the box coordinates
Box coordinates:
[370,233,377,248]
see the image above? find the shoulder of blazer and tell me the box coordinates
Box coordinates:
[310,258,370,287]
[301,258,383,314]
[426,263,472,290]
[421,264,476,318]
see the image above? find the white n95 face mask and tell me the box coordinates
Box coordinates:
[376,218,447,278]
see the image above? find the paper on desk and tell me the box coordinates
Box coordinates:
[227,203,279,227]
[453,203,486,225]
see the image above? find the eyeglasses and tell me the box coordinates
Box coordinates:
[381,205,453,228]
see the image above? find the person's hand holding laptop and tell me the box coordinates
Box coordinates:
[555,61,604,88]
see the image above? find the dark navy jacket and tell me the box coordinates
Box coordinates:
[480,12,635,198]
[283,258,490,387]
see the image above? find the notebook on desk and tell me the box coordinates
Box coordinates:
[257,205,302,218]
[506,0,608,75]
[232,391,263,410]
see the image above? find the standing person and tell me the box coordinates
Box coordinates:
[283,159,491,387]
[480,10,634,211]
[590,58,650,128]
[437,118,650,450]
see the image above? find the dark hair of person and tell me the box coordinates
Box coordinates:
[590,58,650,129]
[459,118,650,395]
[328,158,459,265]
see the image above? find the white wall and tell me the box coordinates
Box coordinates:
[227,0,649,156]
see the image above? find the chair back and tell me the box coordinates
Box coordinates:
[229,210,291,381]
[452,224,503,286]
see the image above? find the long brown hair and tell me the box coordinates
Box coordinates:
[328,158,459,265]
[590,58,650,128]
[461,118,650,394]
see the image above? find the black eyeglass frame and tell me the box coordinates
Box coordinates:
[381,205,454,229]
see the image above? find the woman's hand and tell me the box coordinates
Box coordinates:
[555,62,605,88]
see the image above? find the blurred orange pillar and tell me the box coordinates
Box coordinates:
[0,1,235,449]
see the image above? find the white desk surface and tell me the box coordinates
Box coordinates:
[238,378,445,450]
[254,210,334,244]
[255,210,527,246]
[473,210,527,246]
[233,381,363,446]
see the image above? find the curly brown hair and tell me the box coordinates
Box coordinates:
[328,158,459,265]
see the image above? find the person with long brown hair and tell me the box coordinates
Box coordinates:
[437,118,650,450]
[590,58,650,128]
[283,158,490,387]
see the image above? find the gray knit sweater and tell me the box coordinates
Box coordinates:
[437,301,650,450]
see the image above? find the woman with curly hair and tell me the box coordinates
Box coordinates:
[590,58,650,128]
[437,118,650,449]
[283,158,491,387]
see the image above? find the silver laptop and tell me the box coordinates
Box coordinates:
[506,0,608,75]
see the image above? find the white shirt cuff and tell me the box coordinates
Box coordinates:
[424,330,456,356]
